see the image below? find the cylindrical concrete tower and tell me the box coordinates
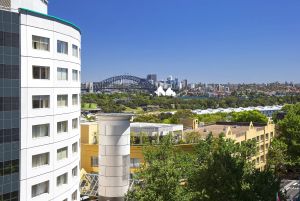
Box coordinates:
[97,113,132,201]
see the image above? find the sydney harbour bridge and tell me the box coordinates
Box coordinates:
[82,75,156,93]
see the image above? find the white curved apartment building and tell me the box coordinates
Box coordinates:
[0,1,81,200]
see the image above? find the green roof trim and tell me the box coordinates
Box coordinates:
[19,8,81,33]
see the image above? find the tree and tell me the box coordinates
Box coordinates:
[232,110,268,123]
[127,134,282,201]
[188,136,282,201]
[188,136,255,201]
[277,103,300,166]
[267,138,288,176]
[126,135,193,201]
[184,131,203,144]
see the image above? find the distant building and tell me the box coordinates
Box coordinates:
[155,86,176,97]
[180,118,199,130]
[146,74,157,83]
[81,82,94,93]
[192,120,275,171]
[193,105,283,117]
[131,122,183,140]
[181,79,188,89]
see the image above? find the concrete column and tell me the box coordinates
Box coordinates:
[97,113,132,201]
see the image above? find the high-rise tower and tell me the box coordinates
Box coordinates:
[0,1,81,200]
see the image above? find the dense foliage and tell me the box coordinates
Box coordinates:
[133,110,268,124]
[126,135,282,201]
[269,103,300,177]
[81,93,300,113]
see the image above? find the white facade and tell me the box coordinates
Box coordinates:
[11,0,48,14]
[19,6,81,201]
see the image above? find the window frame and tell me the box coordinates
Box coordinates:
[32,66,50,80]
[72,69,78,81]
[57,147,68,161]
[72,44,78,57]
[32,95,50,109]
[57,94,68,107]
[56,172,68,187]
[31,181,49,198]
[32,35,50,51]
[32,123,50,139]
[57,120,68,134]
[57,67,68,81]
[32,152,49,168]
[57,40,68,54]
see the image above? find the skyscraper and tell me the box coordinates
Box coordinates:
[0,1,81,200]
[146,74,157,83]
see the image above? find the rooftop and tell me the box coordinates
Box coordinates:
[195,122,265,138]
[193,105,283,115]
[131,122,183,129]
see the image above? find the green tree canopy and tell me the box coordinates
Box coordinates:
[126,135,193,201]
[277,103,300,166]
[127,134,282,201]
[231,110,268,123]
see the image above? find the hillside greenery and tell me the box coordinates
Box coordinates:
[81,93,300,113]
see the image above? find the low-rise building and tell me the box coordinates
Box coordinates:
[180,118,199,130]
[192,120,275,170]
[81,119,275,177]
[80,122,183,174]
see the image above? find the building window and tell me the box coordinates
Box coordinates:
[57,147,68,161]
[72,166,78,177]
[91,156,98,167]
[32,35,50,51]
[57,67,68,80]
[57,95,68,107]
[32,153,49,168]
[32,95,49,109]
[33,66,50,80]
[31,181,49,198]
[72,190,77,200]
[72,44,78,57]
[57,40,68,54]
[72,70,78,81]
[72,94,78,106]
[57,121,68,133]
[57,173,68,186]
[32,124,49,138]
[72,118,78,129]
[130,158,141,168]
[260,145,264,152]
[72,142,78,154]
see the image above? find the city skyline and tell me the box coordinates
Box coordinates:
[50,0,300,83]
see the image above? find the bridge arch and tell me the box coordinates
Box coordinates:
[93,75,156,92]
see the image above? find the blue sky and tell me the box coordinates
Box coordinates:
[49,0,300,83]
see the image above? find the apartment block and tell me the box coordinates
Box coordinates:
[0,1,81,200]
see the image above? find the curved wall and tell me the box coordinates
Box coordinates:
[19,10,81,201]
[97,114,132,201]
